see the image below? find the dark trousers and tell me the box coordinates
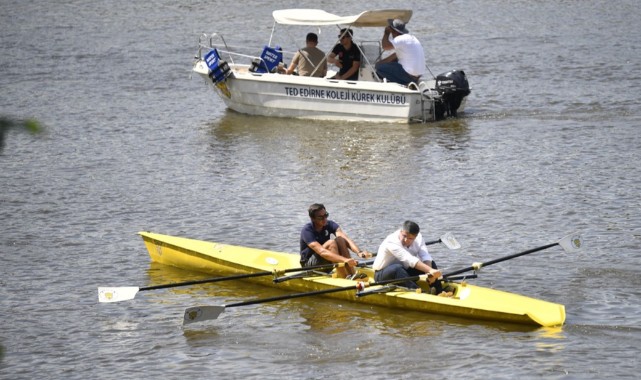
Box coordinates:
[374,261,440,290]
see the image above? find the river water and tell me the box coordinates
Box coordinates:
[1,1,640,379]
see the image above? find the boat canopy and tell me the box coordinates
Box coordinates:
[272,9,413,27]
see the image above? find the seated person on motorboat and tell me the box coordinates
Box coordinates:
[375,19,425,86]
[281,32,327,77]
[327,28,361,81]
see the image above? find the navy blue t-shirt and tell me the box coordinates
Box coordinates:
[331,43,361,80]
[299,220,340,264]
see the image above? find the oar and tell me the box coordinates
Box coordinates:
[98,261,359,303]
[99,232,460,303]
[182,232,581,324]
[184,273,484,325]
[184,271,455,325]
[362,232,582,288]
[426,232,461,250]
[442,232,582,278]
[184,283,367,325]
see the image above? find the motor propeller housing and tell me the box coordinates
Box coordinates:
[435,70,471,119]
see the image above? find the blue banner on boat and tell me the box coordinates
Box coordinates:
[250,46,283,73]
[204,49,221,70]
[204,49,231,83]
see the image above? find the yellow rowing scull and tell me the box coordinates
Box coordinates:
[138,231,568,327]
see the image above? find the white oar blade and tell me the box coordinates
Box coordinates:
[558,232,583,253]
[440,232,461,250]
[98,287,140,303]
[183,306,226,325]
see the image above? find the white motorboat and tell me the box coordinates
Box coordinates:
[192,9,471,123]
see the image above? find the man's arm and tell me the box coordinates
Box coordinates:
[339,60,360,80]
[327,52,341,67]
[414,260,441,283]
[285,53,299,75]
[307,240,352,263]
[381,26,394,51]
[378,52,397,64]
[336,227,371,258]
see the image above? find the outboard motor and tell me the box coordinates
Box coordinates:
[435,70,470,119]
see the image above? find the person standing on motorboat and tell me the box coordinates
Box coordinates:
[373,220,445,292]
[282,32,327,77]
[375,19,426,86]
[327,28,361,81]
[300,203,372,279]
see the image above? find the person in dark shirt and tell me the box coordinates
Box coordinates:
[299,203,372,278]
[328,29,361,81]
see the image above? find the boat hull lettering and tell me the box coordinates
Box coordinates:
[284,87,407,105]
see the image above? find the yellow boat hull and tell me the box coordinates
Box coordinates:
[139,231,565,327]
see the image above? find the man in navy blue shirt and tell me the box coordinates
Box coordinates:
[300,203,372,278]
[328,29,361,81]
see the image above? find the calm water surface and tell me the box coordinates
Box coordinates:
[1,1,640,379]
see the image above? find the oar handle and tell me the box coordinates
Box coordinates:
[424,238,441,246]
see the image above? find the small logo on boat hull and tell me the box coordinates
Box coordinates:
[266,257,279,265]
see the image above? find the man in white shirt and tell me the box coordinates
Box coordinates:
[372,220,441,289]
[375,19,426,86]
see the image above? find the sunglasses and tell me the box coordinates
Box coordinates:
[314,212,329,220]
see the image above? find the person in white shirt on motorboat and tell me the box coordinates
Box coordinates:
[375,19,426,86]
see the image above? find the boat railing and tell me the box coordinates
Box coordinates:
[417,81,441,122]
[198,33,237,66]
[198,32,383,80]
[196,33,282,70]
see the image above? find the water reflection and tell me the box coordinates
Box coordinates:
[409,117,471,151]
[204,110,472,188]
[209,110,471,151]
[533,326,566,353]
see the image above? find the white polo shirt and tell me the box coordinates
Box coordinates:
[389,34,426,77]
[373,229,433,270]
